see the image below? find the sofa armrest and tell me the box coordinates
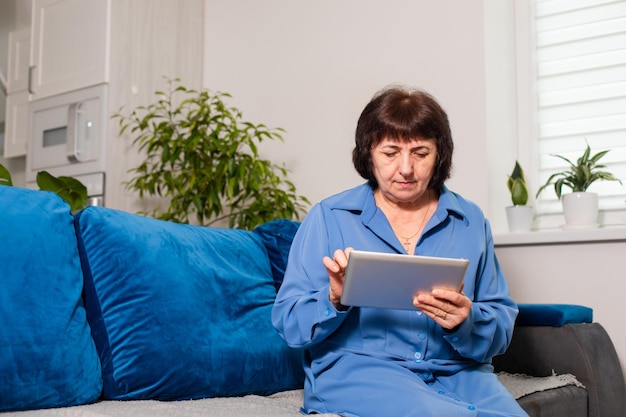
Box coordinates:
[493,323,626,417]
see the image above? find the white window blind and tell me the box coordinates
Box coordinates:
[533,0,626,226]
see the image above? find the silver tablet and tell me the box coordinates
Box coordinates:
[340,250,469,310]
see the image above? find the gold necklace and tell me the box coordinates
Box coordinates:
[390,191,432,252]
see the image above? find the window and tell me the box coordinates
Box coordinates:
[526,0,626,229]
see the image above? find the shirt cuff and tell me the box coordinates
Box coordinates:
[443,307,474,346]
[318,287,351,320]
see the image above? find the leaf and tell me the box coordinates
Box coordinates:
[0,163,13,186]
[552,153,575,168]
[511,160,525,181]
[581,143,591,164]
[590,149,609,163]
[36,171,88,212]
[507,160,525,192]
[510,178,528,206]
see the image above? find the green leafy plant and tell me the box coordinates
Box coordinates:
[507,160,529,206]
[536,143,623,199]
[35,171,89,213]
[0,164,12,187]
[0,163,88,213]
[112,78,310,230]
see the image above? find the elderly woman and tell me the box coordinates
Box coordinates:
[271,87,528,417]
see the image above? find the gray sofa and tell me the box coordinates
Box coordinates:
[1,185,625,416]
[493,322,626,417]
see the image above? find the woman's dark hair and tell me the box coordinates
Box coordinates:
[352,86,453,190]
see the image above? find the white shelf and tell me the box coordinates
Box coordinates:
[494,225,626,247]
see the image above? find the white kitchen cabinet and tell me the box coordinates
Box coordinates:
[7,27,30,94]
[30,0,110,99]
[3,27,31,158]
[12,0,203,211]
[4,0,110,157]
[4,91,30,158]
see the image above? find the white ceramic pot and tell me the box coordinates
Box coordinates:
[562,192,598,228]
[505,205,533,233]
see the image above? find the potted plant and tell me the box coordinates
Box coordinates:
[112,78,310,230]
[535,143,623,228]
[505,160,533,232]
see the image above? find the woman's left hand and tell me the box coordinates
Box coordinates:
[413,285,471,330]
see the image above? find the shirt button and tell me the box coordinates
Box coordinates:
[468,405,476,410]
[413,352,422,360]
[452,336,460,342]
[418,332,426,340]
[416,311,423,316]
[421,372,429,379]
[438,390,445,395]
[324,308,331,316]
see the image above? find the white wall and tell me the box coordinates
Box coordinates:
[203,0,491,212]
[496,239,626,380]
[484,0,519,234]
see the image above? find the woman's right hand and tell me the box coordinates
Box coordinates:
[322,247,353,310]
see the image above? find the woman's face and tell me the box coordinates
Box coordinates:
[371,137,438,205]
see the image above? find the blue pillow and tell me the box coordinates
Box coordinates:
[516,304,593,327]
[0,187,102,412]
[253,219,300,289]
[74,207,304,400]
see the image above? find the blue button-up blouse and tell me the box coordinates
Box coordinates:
[271,183,519,414]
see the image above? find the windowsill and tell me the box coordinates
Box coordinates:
[494,225,626,247]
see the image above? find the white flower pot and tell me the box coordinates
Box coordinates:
[562,192,598,229]
[505,205,533,233]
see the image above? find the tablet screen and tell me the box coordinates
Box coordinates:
[340,250,469,310]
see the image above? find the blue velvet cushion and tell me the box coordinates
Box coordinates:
[0,187,102,412]
[253,219,300,289]
[74,207,304,400]
[516,304,593,327]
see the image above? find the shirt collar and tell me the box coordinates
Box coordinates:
[329,183,469,227]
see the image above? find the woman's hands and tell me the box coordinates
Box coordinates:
[322,247,354,311]
[413,285,471,330]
